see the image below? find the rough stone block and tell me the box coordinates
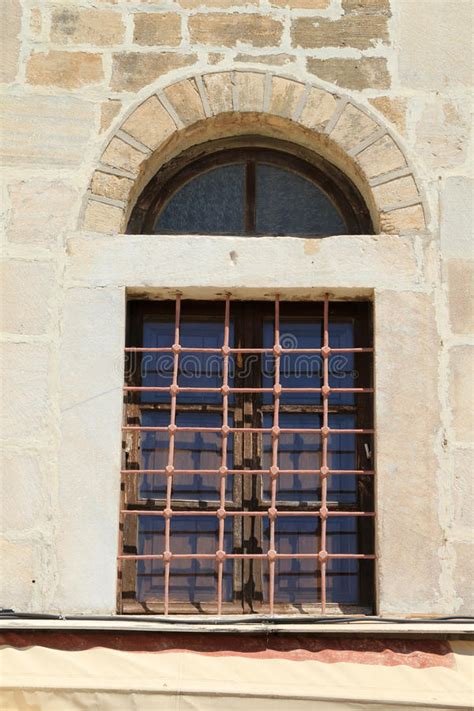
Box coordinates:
[269,77,305,119]
[0,540,37,612]
[369,96,406,134]
[234,72,265,112]
[83,200,124,233]
[440,177,474,259]
[372,175,420,210]
[330,103,379,152]
[0,96,94,167]
[0,454,46,533]
[100,100,122,133]
[91,171,134,203]
[298,87,337,130]
[235,53,294,66]
[50,7,125,46]
[133,13,181,46]
[101,136,147,175]
[6,180,79,245]
[399,0,473,89]
[357,134,406,179]
[414,98,470,170]
[203,72,233,114]
[122,96,176,150]
[307,57,390,90]
[292,15,388,50]
[164,79,205,126]
[189,13,283,47]
[342,0,390,12]
[111,52,197,92]
[449,345,474,445]
[26,51,103,89]
[453,541,474,614]
[271,0,329,6]
[447,259,474,335]
[0,342,50,439]
[451,448,474,533]
[0,260,54,335]
[380,204,425,233]
[179,0,257,5]
[0,0,22,83]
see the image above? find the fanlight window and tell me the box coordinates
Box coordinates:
[128,145,373,236]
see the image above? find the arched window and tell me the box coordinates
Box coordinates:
[121,139,375,616]
[128,141,373,236]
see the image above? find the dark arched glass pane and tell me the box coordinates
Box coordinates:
[256,164,346,236]
[154,164,245,234]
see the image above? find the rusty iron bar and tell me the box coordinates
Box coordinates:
[121,469,375,476]
[125,347,373,354]
[123,386,374,393]
[122,426,373,434]
[121,510,375,517]
[320,294,330,613]
[119,553,375,561]
[217,294,231,614]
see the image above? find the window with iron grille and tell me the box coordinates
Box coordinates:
[120,295,374,615]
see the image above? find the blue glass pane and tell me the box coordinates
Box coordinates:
[137,515,233,603]
[154,165,245,234]
[256,164,346,236]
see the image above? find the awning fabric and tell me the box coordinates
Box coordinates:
[0,632,472,710]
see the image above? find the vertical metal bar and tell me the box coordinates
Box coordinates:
[217,294,231,614]
[320,294,330,613]
[268,295,281,615]
[164,293,181,614]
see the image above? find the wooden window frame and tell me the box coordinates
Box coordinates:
[119,298,374,616]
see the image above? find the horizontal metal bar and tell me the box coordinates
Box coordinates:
[120,469,375,475]
[125,347,374,354]
[119,553,376,560]
[121,509,375,517]
[122,426,374,434]
[124,386,374,393]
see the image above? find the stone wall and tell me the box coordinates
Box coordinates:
[0,0,472,615]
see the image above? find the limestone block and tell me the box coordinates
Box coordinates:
[399,0,473,89]
[100,100,122,133]
[329,103,379,152]
[0,96,94,167]
[292,14,388,50]
[179,0,258,5]
[83,200,124,233]
[0,0,22,83]
[0,540,37,612]
[447,259,474,335]
[121,96,176,150]
[0,260,54,335]
[0,453,46,533]
[101,136,147,175]
[375,291,443,612]
[6,180,79,245]
[91,171,134,203]
[380,205,425,233]
[235,53,294,66]
[50,7,125,46]
[55,287,124,612]
[449,345,474,445]
[451,448,474,533]
[0,342,50,439]
[188,13,283,47]
[110,52,197,92]
[26,51,103,89]
[414,98,470,170]
[29,7,42,37]
[271,0,329,6]
[269,77,305,119]
[440,177,474,260]
[164,79,206,126]
[234,72,265,112]
[203,73,233,114]
[357,135,406,179]
[342,0,390,11]
[369,97,406,135]
[307,58,390,90]
[133,13,181,46]
[298,87,337,130]
[453,541,474,614]
[372,175,419,210]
